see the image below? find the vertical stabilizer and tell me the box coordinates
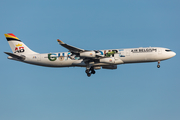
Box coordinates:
[5,33,38,54]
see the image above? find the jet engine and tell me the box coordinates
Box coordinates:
[80,51,96,58]
[99,57,115,64]
[94,66,101,70]
[102,65,117,69]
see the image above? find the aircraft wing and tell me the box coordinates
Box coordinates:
[57,39,105,59]
[57,39,85,53]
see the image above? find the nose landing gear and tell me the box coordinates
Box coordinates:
[157,61,160,68]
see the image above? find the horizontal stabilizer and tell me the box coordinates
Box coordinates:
[4,52,25,60]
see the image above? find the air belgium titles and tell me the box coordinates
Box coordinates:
[131,48,157,53]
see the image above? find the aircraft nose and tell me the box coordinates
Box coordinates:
[172,51,176,57]
[165,51,176,59]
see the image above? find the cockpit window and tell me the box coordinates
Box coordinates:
[165,49,172,52]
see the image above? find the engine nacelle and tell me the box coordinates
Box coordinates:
[102,65,117,69]
[94,66,101,70]
[99,57,115,64]
[80,51,96,58]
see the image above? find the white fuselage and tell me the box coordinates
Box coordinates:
[12,47,175,68]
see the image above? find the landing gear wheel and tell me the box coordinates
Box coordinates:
[157,61,160,68]
[91,70,96,74]
[85,69,89,73]
[87,73,91,77]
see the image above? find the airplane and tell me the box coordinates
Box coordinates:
[4,33,176,77]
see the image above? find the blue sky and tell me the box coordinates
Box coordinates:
[0,0,180,120]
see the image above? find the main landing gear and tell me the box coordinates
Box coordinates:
[85,67,96,77]
[157,61,160,68]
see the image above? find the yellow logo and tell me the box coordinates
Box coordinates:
[16,43,22,47]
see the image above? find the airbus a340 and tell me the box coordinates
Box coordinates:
[4,33,176,77]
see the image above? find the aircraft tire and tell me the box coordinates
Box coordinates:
[91,70,96,74]
[85,69,89,73]
[87,73,91,77]
[157,65,160,68]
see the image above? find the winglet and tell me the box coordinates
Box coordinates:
[57,39,64,44]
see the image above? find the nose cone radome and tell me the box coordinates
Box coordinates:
[168,51,176,59]
[165,51,176,60]
[172,52,176,57]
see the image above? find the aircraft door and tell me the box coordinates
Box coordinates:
[158,48,162,54]
[126,50,130,56]
[37,54,41,61]
[114,53,120,59]
[32,54,41,61]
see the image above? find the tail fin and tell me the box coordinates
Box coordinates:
[5,33,38,54]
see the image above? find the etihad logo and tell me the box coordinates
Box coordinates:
[14,44,25,53]
[16,43,22,47]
